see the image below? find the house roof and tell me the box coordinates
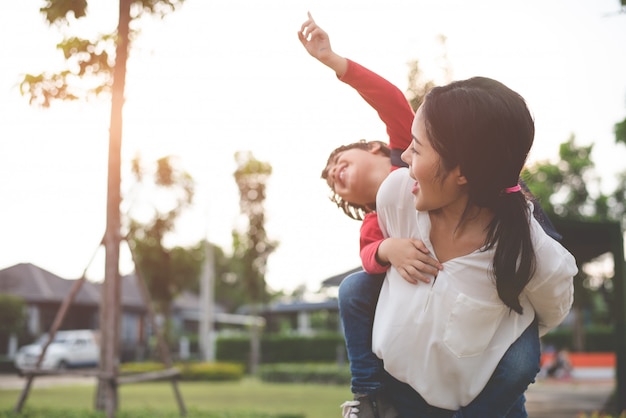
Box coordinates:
[0,263,100,306]
[0,263,144,309]
[0,263,225,313]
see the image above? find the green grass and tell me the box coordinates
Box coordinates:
[0,378,352,418]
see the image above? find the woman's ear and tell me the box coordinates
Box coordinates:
[454,166,468,186]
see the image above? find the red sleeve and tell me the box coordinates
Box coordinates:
[339,59,414,158]
[359,213,389,274]
[340,59,414,272]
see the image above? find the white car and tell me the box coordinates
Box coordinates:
[14,329,100,371]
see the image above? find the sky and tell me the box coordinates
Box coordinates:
[1,0,626,294]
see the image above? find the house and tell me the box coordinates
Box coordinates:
[0,263,247,359]
[0,263,148,360]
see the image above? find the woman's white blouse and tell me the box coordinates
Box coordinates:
[372,168,577,410]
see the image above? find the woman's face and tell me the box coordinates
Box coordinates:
[401,106,465,212]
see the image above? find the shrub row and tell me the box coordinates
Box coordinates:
[120,361,244,382]
[258,363,351,385]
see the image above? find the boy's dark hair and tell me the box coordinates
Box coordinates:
[321,140,391,221]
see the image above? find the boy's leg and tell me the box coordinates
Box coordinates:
[385,371,456,418]
[338,271,398,417]
[338,270,386,394]
[456,319,540,418]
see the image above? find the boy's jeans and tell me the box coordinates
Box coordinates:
[338,270,540,418]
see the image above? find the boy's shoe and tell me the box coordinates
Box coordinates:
[340,392,399,418]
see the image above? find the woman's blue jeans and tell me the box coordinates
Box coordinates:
[337,270,540,418]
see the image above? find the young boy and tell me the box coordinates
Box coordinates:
[299,13,561,418]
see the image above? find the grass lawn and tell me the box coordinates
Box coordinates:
[0,378,352,418]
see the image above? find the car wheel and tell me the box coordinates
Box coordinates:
[57,360,68,370]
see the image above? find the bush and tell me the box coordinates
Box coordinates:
[120,361,244,382]
[258,362,351,385]
[178,362,244,381]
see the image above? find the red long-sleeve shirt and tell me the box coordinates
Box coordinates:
[338,59,414,273]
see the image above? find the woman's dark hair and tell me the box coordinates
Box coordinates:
[321,140,391,220]
[422,76,536,314]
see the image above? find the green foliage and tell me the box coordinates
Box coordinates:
[258,363,351,385]
[406,59,437,112]
[120,361,244,381]
[523,135,604,221]
[541,325,615,352]
[405,35,450,111]
[23,0,187,107]
[215,334,346,365]
[40,0,88,24]
[0,294,26,335]
[177,362,244,381]
[615,117,626,146]
[19,28,115,107]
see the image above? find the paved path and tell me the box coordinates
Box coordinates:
[525,376,614,418]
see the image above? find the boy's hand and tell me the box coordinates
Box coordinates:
[378,238,442,284]
[298,12,348,77]
[298,12,333,62]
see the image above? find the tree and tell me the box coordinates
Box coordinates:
[127,155,201,343]
[0,294,26,339]
[523,135,607,221]
[232,151,278,373]
[20,1,187,414]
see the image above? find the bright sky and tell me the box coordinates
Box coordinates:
[2,0,626,294]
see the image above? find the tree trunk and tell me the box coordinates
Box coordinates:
[94,0,131,416]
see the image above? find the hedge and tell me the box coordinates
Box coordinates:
[258,362,351,385]
[120,361,244,382]
[215,333,346,365]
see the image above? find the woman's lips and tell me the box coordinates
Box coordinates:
[412,181,420,194]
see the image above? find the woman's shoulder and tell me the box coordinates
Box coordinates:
[529,215,578,281]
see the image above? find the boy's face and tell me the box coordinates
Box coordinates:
[325,146,390,206]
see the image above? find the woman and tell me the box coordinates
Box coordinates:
[370,77,577,417]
